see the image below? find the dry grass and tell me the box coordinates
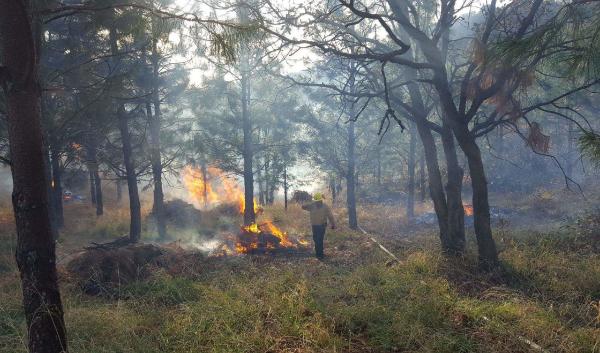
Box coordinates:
[0,199,598,353]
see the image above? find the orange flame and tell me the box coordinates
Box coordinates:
[182,165,258,213]
[235,221,295,253]
[181,165,303,255]
[463,204,474,217]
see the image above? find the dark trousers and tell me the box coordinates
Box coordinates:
[312,224,326,259]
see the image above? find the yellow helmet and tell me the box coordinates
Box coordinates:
[313,192,323,201]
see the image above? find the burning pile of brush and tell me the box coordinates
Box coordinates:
[181,165,308,255]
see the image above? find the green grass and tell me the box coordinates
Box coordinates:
[0,205,599,352]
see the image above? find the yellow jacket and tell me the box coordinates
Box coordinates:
[302,201,336,227]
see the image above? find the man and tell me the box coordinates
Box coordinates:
[301,193,336,259]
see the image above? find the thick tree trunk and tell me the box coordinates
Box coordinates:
[414,121,450,248]
[118,106,142,242]
[0,3,68,351]
[347,120,358,229]
[452,125,499,268]
[50,148,64,228]
[241,67,255,225]
[406,123,417,220]
[149,41,166,239]
[440,125,465,254]
[93,168,103,216]
[431,66,499,267]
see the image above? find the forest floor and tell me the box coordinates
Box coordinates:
[0,191,599,353]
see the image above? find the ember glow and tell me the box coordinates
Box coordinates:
[463,204,474,217]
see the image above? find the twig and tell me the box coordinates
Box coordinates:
[357,225,401,263]
[481,316,549,353]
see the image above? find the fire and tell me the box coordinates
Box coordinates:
[181,164,305,255]
[182,165,258,213]
[181,165,219,206]
[235,221,296,254]
[463,204,474,216]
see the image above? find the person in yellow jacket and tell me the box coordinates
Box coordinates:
[301,192,336,259]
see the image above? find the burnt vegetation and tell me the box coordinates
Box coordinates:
[0,0,599,352]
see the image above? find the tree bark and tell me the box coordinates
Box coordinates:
[109,24,141,242]
[0,2,68,351]
[149,40,166,239]
[440,125,465,254]
[257,159,264,205]
[398,78,454,250]
[406,123,417,220]
[118,106,142,242]
[414,120,450,248]
[93,168,103,216]
[429,62,499,267]
[50,148,64,228]
[116,178,122,202]
[376,145,382,195]
[241,63,255,225]
[419,151,426,202]
[452,124,499,267]
[329,175,337,204]
[346,120,358,229]
[89,169,96,205]
[86,141,102,216]
[283,164,288,210]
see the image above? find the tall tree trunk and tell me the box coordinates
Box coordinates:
[414,120,450,248]
[50,148,64,228]
[406,123,417,220]
[110,25,141,242]
[330,175,337,204]
[93,168,103,216]
[452,124,498,268]
[0,3,68,351]
[347,120,358,229]
[118,107,142,242]
[419,151,426,202]
[257,160,265,205]
[200,160,208,207]
[566,119,574,178]
[116,178,122,202]
[89,169,96,205]
[441,125,465,254]
[241,64,255,225]
[268,179,275,204]
[238,4,255,225]
[397,78,453,250]
[283,164,288,210]
[86,141,102,216]
[430,62,498,267]
[376,145,382,196]
[149,40,166,239]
